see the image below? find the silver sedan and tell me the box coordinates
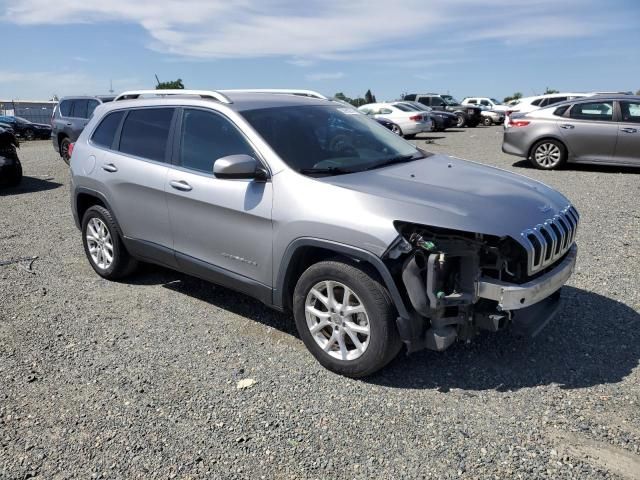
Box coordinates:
[502,95,640,170]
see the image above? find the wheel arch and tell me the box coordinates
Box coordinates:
[274,238,411,318]
[74,188,123,235]
[527,135,568,160]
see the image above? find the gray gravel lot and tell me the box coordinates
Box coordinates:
[1,128,639,479]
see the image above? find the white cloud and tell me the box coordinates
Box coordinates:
[0,70,145,99]
[0,0,619,60]
[305,72,345,81]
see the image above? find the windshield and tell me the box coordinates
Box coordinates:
[15,117,31,124]
[490,98,502,105]
[241,105,422,176]
[441,95,461,106]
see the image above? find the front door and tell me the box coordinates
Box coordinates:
[166,108,273,288]
[614,100,640,165]
[559,100,618,163]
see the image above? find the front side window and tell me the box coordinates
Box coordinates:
[91,110,124,148]
[480,100,491,106]
[429,98,444,107]
[179,109,255,173]
[241,104,422,176]
[119,108,174,162]
[569,101,613,121]
[620,101,640,124]
[531,99,543,106]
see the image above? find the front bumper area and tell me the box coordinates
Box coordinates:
[476,245,577,310]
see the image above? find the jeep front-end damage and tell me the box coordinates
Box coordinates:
[384,222,576,353]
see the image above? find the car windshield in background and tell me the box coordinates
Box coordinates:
[491,99,502,105]
[241,105,422,176]
[441,95,461,106]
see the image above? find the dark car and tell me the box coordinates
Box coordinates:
[51,95,115,164]
[375,117,403,135]
[403,93,483,127]
[394,101,457,131]
[0,116,52,140]
[0,127,21,186]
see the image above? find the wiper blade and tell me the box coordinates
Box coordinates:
[364,154,423,171]
[299,166,355,176]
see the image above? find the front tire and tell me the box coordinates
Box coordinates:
[483,116,493,126]
[390,123,403,136]
[455,114,466,128]
[293,260,402,377]
[82,205,137,280]
[23,129,34,141]
[529,139,567,170]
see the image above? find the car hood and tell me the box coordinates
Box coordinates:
[31,123,51,128]
[321,154,571,241]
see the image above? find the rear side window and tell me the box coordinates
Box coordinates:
[403,94,416,101]
[91,111,124,148]
[59,100,72,117]
[467,99,477,104]
[87,99,100,118]
[569,101,613,121]
[119,108,174,162]
[547,96,567,106]
[72,100,89,119]
[179,108,254,173]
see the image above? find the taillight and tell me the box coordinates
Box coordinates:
[509,120,530,128]
[409,114,422,121]
[68,142,75,158]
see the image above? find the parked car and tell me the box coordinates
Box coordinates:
[0,127,21,186]
[0,115,51,140]
[461,97,508,113]
[503,95,640,169]
[375,117,403,135]
[506,93,591,117]
[70,88,579,377]
[391,101,457,131]
[52,95,115,164]
[357,102,432,138]
[402,93,483,127]
[480,109,505,126]
[0,122,14,133]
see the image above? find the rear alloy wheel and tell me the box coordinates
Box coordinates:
[60,137,72,165]
[23,129,34,141]
[82,205,137,280]
[530,139,567,170]
[293,260,402,377]
[455,114,466,128]
[390,124,402,136]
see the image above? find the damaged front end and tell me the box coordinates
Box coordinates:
[385,221,577,353]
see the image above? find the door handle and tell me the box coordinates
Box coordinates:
[169,180,192,192]
[621,127,637,133]
[102,163,118,173]
[66,122,72,126]
[559,124,575,129]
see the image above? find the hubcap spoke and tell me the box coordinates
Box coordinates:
[85,217,113,270]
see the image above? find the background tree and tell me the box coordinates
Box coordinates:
[332,92,367,107]
[544,87,559,94]
[636,89,640,95]
[364,89,376,104]
[156,78,185,90]
[503,92,523,103]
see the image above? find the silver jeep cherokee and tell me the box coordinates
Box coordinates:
[70,89,579,377]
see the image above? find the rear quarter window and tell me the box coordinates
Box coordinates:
[91,110,125,148]
[59,100,72,117]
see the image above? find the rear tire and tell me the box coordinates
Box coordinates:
[23,129,34,141]
[60,137,71,165]
[529,139,567,170]
[455,114,466,128]
[81,205,137,280]
[404,133,416,139]
[293,260,402,377]
[7,161,22,186]
[483,116,493,126]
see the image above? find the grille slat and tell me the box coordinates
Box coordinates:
[520,205,579,275]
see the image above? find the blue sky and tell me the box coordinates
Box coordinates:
[0,0,638,101]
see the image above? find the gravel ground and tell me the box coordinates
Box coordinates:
[1,130,639,480]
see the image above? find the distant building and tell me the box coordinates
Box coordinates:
[0,100,58,124]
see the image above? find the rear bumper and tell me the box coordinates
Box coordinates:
[476,245,577,310]
[501,130,528,156]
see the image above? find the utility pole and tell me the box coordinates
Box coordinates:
[155,74,161,87]
[109,79,114,94]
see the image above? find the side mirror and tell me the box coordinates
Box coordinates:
[213,154,268,181]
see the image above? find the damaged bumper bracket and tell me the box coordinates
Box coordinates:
[476,245,577,310]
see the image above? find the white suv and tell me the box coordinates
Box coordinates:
[461,97,508,113]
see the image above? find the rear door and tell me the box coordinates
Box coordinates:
[165,107,273,286]
[559,100,618,163]
[614,100,640,165]
[91,107,175,260]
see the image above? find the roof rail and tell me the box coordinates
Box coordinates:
[220,89,328,100]
[114,89,232,104]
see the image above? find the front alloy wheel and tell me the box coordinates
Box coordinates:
[293,260,402,377]
[305,280,370,361]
